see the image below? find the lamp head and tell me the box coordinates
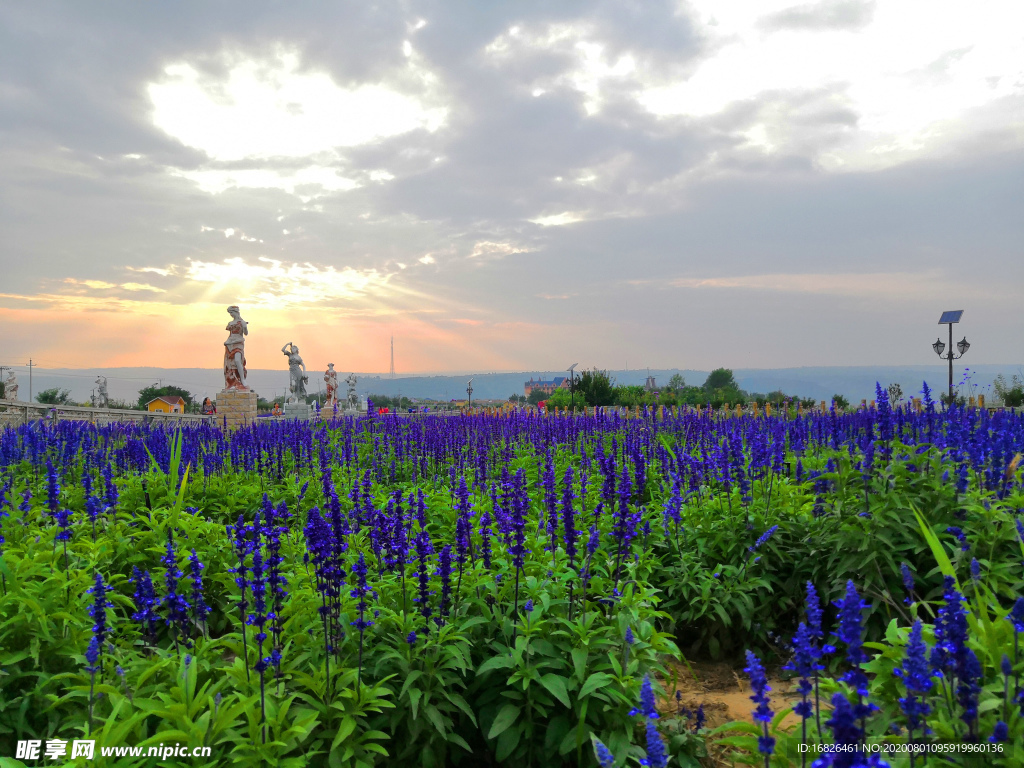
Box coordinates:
[957,337,970,356]
[932,338,945,357]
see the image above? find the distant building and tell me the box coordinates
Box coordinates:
[644,375,657,392]
[146,395,185,413]
[524,376,568,397]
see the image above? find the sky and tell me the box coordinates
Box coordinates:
[1,0,1022,376]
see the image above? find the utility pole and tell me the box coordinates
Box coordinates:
[27,359,34,403]
[390,336,395,379]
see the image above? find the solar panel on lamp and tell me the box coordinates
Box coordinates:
[938,310,963,324]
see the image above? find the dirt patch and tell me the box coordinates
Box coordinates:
[658,659,802,730]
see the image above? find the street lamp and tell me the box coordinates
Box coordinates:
[466,378,474,411]
[933,310,969,405]
[567,363,578,411]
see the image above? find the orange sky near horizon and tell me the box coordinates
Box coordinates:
[0,301,548,374]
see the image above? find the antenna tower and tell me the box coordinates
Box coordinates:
[390,336,395,378]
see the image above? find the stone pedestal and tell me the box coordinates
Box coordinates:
[217,390,257,431]
[284,402,312,420]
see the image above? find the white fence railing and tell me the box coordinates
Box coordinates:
[0,400,214,428]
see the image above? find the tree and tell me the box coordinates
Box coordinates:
[577,368,616,406]
[0,381,4,399]
[508,393,526,405]
[703,368,737,392]
[832,394,850,410]
[887,383,904,404]
[545,388,587,410]
[37,387,73,405]
[527,388,547,406]
[667,373,686,391]
[613,385,647,407]
[136,385,195,411]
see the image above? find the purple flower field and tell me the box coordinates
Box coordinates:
[1,384,1022,766]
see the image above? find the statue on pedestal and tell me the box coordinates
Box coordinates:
[282,342,308,403]
[345,373,359,410]
[95,376,109,408]
[324,363,339,409]
[2,370,18,401]
[223,306,249,391]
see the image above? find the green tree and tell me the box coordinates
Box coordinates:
[136,385,195,410]
[613,384,647,407]
[703,368,737,392]
[544,388,587,410]
[0,381,4,399]
[667,373,686,391]
[36,387,73,405]
[577,368,615,406]
[832,394,850,410]
[527,388,547,406]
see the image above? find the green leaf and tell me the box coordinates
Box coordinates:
[487,703,521,740]
[477,654,514,676]
[408,688,422,720]
[496,725,521,762]
[539,673,571,708]
[424,704,447,737]
[332,716,357,749]
[447,733,472,753]
[571,647,588,681]
[578,672,612,700]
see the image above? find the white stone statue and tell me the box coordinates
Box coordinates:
[3,370,18,401]
[324,363,339,409]
[281,342,308,404]
[223,306,249,391]
[345,373,359,410]
[95,376,109,408]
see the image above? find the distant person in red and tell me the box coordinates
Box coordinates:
[201,397,216,415]
[272,403,282,417]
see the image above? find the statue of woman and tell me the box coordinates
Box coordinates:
[324,363,339,408]
[281,342,308,403]
[3,371,18,401]
[345,373,359,409]
[223,306,249,391]
[95,376,109,408]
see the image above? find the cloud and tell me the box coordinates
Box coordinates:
[651,270,1003,300]
[638,0,1024,171]
[468,240,534,258]
[1,2,1022,372]
[758,0,876,32]
[529,212,586,227]
[148,49,448,161]
[175,166,361,197]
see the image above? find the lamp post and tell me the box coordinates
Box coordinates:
[932,310,969,406]
[567,363,578,411]
[466,378,474,411]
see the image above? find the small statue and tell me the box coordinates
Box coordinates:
[95,376,109,408]
[345,373,359,410]
[223,306,249,391]
[3,370,18,402]
[324,363,339,409]
[281,342,308,404]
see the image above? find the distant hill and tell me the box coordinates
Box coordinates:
[5,364,1020,405]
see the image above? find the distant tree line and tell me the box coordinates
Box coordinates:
[518,368,821,411]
